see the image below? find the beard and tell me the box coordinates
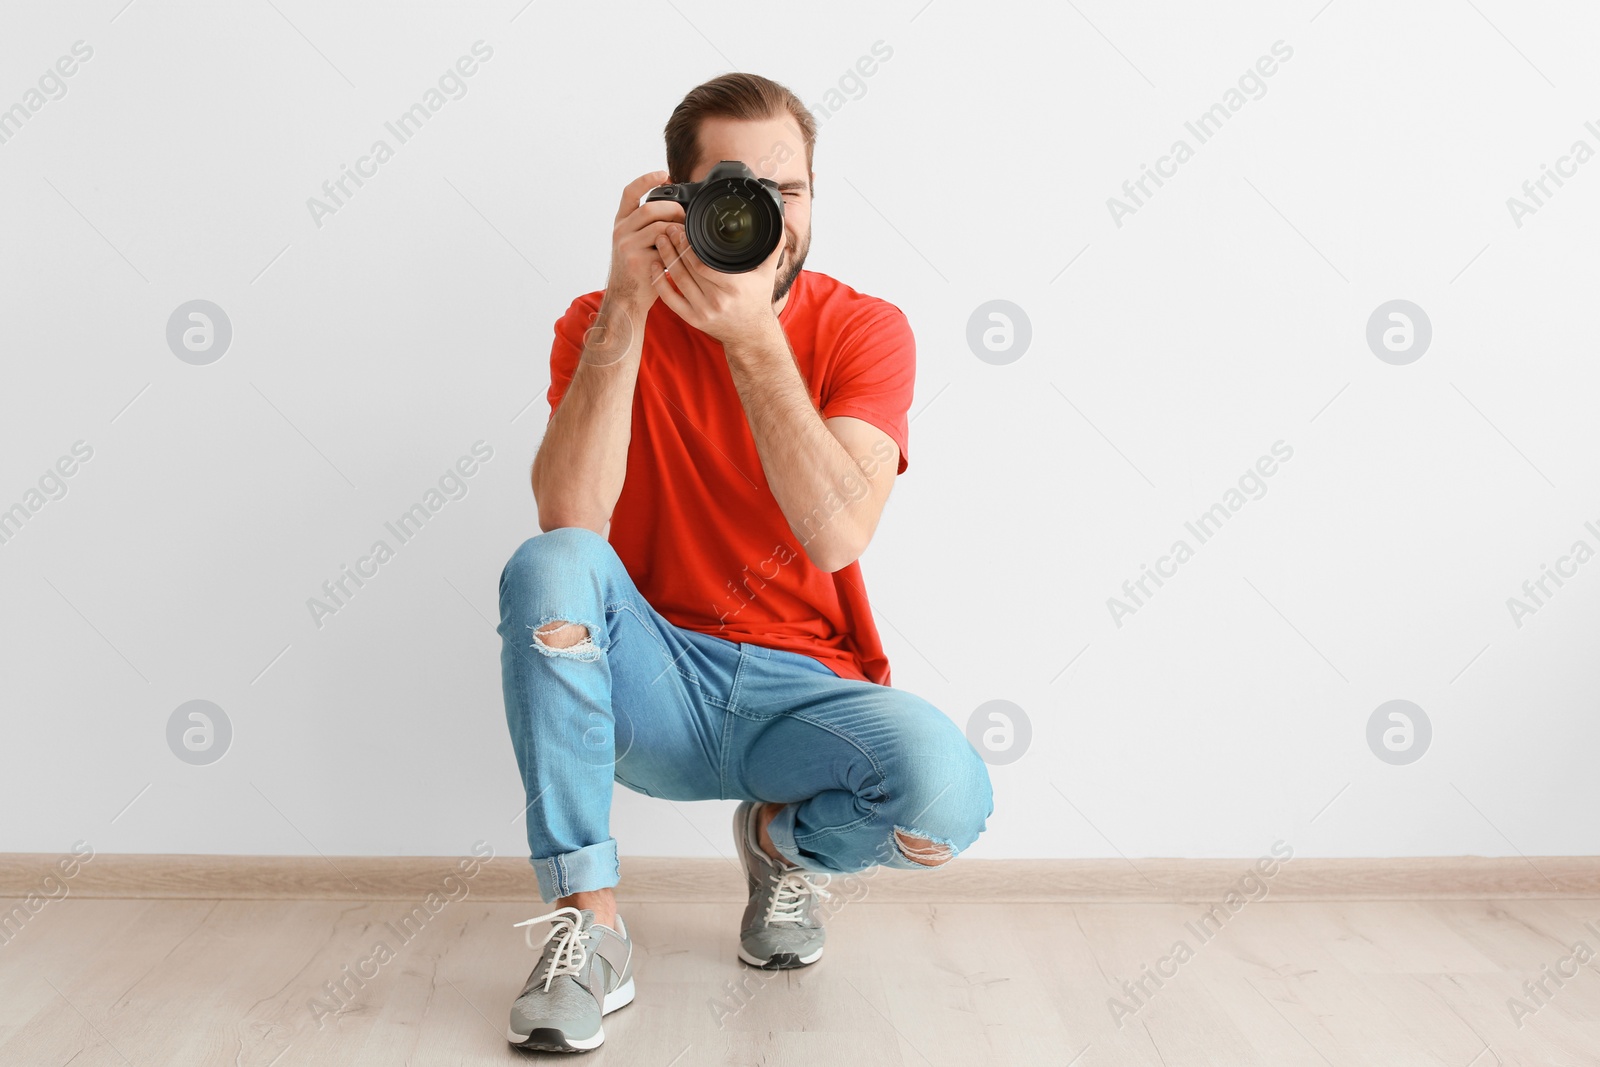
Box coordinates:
[772,227,811,304]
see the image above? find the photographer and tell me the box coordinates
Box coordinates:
[496,72,994,1053]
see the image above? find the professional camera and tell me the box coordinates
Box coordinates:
[644,161,784,274]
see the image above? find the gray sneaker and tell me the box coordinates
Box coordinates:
[506,906,635,1052]
[733,800,833,968]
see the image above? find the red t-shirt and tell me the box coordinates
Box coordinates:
[545,269,915,685]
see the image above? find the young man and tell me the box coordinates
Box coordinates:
[496,72,994,1053]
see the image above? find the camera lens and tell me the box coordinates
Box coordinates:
[686,178,781,273]
[708,195,755,250]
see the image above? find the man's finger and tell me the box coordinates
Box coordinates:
[621,202,685,234]
[650,265,694,321]
[657,228,707,303]
[617,171,673,221]
[623,217,680,253]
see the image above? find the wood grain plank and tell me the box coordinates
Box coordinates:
[8,895,1600,1064]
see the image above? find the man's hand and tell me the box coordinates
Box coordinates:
[650,222,783,347]
[606,172,686,318]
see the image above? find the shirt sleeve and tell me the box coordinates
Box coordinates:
[546,293,603,419]
[820,303,917,474]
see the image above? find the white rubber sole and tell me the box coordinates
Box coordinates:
[603,975,637,1014]
[506,976,636,1050]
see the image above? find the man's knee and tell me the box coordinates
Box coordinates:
[500,528,621,659]
[501,527,616,605]
[533,619,593,652]
[893,827,956,867]
[504,526,610,580]
[880,700,995,869]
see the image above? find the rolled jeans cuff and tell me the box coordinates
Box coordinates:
[530,838,620,902]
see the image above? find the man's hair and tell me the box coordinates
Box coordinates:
[663,72,817,184]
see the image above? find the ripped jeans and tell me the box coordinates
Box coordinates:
[497,528,995,903]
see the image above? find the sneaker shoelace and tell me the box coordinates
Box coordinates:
[512,906,590,992]
[764,869,831,925]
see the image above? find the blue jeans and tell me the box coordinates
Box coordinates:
[497,527,995,903]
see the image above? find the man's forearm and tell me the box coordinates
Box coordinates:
[722,320,881,570]
[531,297,646,531]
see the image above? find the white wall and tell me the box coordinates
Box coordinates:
[3,0,1596,865]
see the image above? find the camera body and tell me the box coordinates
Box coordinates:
[645,160,785,274]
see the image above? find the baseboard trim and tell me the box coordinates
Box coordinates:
[4,854,1600,902]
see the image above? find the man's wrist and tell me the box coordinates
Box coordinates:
[600,289,652,326]
[582,292,649,365]
[721,313,786,363]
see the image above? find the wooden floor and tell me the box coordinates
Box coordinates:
[5,893,1600,1066]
